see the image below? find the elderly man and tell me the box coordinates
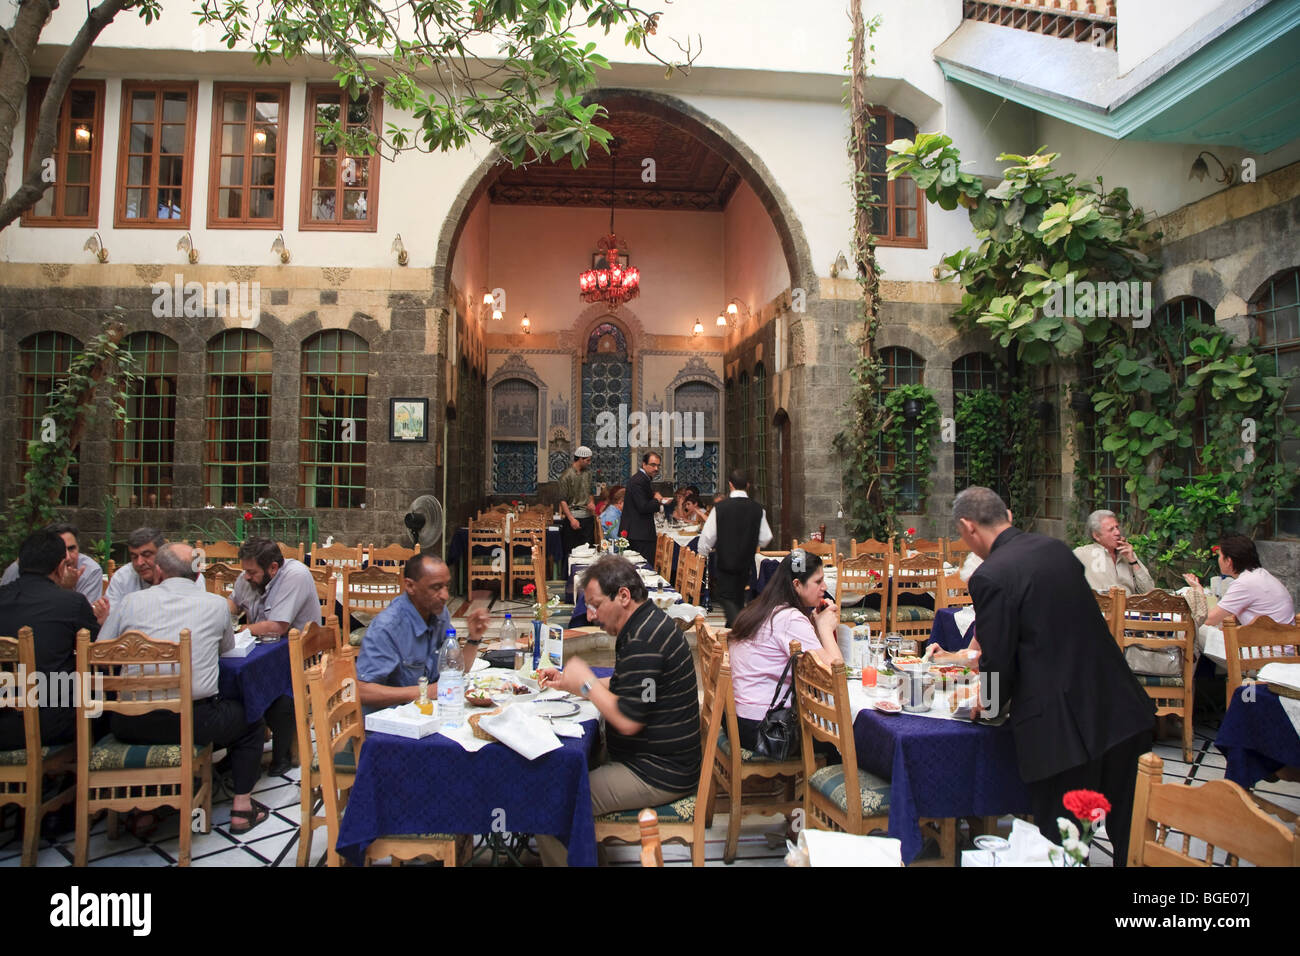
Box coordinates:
[356,554,489,712]
[103,528,206,610]
[98,544,269,834]
[1073,510,1154,595]
[1,523,103,608]
[228,537,320,774]
[0,530,101,750]
[954,487,1154,864]
[534,554,701,866]
[557,445,598,563]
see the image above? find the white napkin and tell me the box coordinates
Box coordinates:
[549,720,585,738]
[962,818,1058,866]
[220,629,257,658]
[478,705,562,760]
[571,544,595,556]
[953,606,976,638]
[437,719,494,752]
[794,829,902,867]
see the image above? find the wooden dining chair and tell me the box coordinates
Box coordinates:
[368,543,418,571]
[850,538,894,563]
[638,808,664,867]
[836,555,886,624]
[0,627,77,866]
[102,559,116,596]
[1128,752,1298,867]
[508,515,547,599]
[655,534,674,579]
[308,565,336,624]
[887,553,941,645]
[277,541,305,563]
[942,538,971,568]
[467,514,508,598]
[197,540,240,564]
[202,561,241,600]
[342,566,402,638]
[902,537,943,562]
[1115,590,1196,762]
[1222,615,1300,711]
[673,544,692,595]
[288,622,353,867]
[75,628,213,867]
[793,538,838,564]
[311,541,365,574]
[1094,586,1123,640]
[679,549,704,606]
[935,571,972,610]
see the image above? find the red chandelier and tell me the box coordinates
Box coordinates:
[578,233,640,308]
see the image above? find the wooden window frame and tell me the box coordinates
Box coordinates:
[115,80,199,229]
[299,84,382,233]
[207,83,290,229]
[868,107,926,249]
[21,79,106,227]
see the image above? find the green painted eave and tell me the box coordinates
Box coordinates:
[936,0,1300,151]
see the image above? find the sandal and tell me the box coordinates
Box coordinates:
[229,800,270,835]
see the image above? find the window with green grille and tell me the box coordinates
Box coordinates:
[1076,343,1126,516]
[19,331,82,506]
[878,346,925,511]
[754,363,767,505]
[300,330,368,508]
[114,331,178,506]
[1250,269,1300,537]
[205,329,271,505]
[952,351,1008,499]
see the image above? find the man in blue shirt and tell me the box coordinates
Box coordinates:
[357,554,489,711]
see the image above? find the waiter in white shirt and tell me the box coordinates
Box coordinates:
[696,469,772,626]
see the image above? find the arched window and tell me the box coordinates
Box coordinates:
[492,377,538,495]
[1251,269,1300,535]
[878,347,925,511]
[205,329,272,505]
[672,381,720,495]
[300,330,368,508]
[952,351,1005,498]
[19,331,82,505]
[739,370,751,481]
[114,331,178,506]
[754,362,768,505]
[867,108,925,247]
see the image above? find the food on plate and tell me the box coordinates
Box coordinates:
[465,691,495,707]
[874,698,902,713]
[466,673,531,701]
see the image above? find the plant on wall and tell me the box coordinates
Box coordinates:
[886,137,1299,585]
[954,389,1004,489]
[0,317,138,568]
[878,383,940,516]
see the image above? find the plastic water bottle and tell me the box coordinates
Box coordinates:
[501,614,521,670]
[437,628,464,729]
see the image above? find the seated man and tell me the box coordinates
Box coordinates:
[0,530,101,750]
[228,537,321,774]
[103,527,206,609]
[356,555,488,712]
[535,554,702,866]
[1073,509,1154,594]
[97,544,269,834]
[1,523,103,608]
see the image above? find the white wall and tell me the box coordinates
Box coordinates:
[1117,0,1251,77]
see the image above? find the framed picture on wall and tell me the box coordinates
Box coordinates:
[389,398,429,442]
[593,250,630,269]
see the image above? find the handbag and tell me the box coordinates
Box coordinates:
[752,652,801,761]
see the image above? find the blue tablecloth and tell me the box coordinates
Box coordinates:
[927,608,974,653]
[337,666,615,866]
[217,639,293,724]
[1216,685,1300,788]
[853,708,1030,863]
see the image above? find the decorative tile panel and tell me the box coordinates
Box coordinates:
[493,441,537,495]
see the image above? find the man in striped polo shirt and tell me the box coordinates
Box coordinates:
[536,554,701,866]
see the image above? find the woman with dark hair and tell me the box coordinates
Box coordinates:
[679,491,709,525]
[727,550,843,750]
[1185,533,1294,627]
[600,485,626,542]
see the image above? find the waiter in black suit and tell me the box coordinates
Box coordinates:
[618,451,670,560]
[953,486,1155,865]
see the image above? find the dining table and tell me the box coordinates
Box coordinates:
[927,607,974,653]
[849,682,1030,863]
[335,666,614,866]
[446,520,564,592]
[1215,684,1300,789]
[218,637,294,724]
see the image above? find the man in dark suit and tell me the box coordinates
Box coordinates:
[0,530,102,750]
[697,470,773,625]
[953,486,1155,865]
[618,451,670,559]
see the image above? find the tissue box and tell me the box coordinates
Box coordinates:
[365,703,440,739]
[220,629,257,659]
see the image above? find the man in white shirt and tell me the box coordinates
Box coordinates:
[98,543,269,835]
[1073,510,1154,595]
[696,470,773,625]
[103,527,206,608]
[0,522,103,608]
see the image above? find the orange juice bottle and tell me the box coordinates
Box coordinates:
[415,676,434,715]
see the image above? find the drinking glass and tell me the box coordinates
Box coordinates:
[885,632,902,663]
[973,834,1010,867]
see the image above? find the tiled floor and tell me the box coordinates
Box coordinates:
[4,600,1297,867]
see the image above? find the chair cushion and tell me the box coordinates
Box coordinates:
[596,794,696,825]
[845,608,883,623]
[808,763,891,817]
[0,743,67,766]
[892,606,936,623]
[310,738,357,772]
[87,733,208,771]
[1135,673,1185,688]
[716,730,770,763]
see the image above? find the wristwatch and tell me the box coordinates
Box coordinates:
[466,638,482,646]
[579,679,594,698]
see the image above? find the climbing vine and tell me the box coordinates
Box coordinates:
[879,384,940,516]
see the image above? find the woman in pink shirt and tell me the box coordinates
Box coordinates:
[727,551,842,750]
[1185,534,1295,627]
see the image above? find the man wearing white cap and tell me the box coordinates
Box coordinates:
[557,446,598,565]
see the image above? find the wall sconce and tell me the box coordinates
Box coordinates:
[520,313,531,334]
[73,124,91,146]
[176,232,198,264]
[715,312,727,328]
[391,233,408,266]
[830,251,849,278]
[491,308,503,321]
[83,231,108,263]
[253,127,268,148]
[1189,150,1235,186]
[902,397,921,426]
[270,233,290,264]
[692,318,704,336]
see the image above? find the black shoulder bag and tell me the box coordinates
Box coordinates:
[752,652,802,761]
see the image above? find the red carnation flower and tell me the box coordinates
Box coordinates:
[522,583,536,596]
[512,500,520,506]
[243,512,253,521]
[1211,545,1220,553]
[1062,789,1111,824]
[620,531,628,538]
[907,527,917,536]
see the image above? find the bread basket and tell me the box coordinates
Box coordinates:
[467,708,502,741]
